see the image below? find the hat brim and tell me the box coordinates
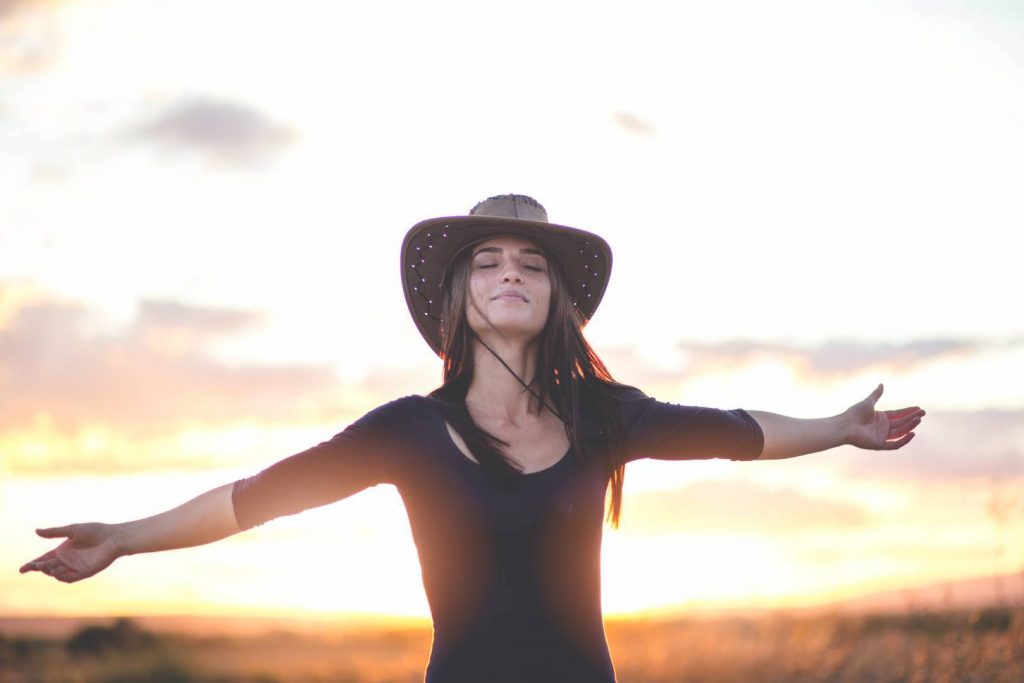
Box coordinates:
[401,214,613,357]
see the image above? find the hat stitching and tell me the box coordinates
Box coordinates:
[410,227,448,323]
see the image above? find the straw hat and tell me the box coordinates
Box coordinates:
[401,194,613,357]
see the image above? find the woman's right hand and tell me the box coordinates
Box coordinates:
[19,523,122,584]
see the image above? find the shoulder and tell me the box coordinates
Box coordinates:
[603,384,649,403]
[362,394,432,415]
[351,394,435,430]
[583,381,651,416]
[321,395,438,463]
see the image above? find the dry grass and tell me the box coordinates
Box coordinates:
[1,608,1021,682]
[606,607,1024,683]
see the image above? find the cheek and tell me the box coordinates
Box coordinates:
[467,275,488,309]
[537,283,553,318]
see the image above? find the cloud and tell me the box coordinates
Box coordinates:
[600,337,1017,395]
[354,361,439,402]
[0,293,340,436]
[135,300,265,350]
[125,97,296,166]
[835,409,1024,482]
[622,479,871,534]
[679,338,993,378]
[613,111,656,136]
[4,294,1018,482]
[0,287,447,474]
[0,0,29,18]
[0,0,63,74]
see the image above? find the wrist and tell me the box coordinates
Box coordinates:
[836,409,854,446]
[110,522,135,557]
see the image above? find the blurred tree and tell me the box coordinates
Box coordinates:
[66,618,157,657]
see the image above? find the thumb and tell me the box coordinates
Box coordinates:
[867,383,884,405]
[36,525,74,539]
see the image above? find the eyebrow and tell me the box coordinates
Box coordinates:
[473,246,546,257]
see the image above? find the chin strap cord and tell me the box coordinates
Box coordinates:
[470,331,567,425]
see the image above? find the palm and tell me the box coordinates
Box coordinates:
[19,523,120,583]
[846,384,924,451]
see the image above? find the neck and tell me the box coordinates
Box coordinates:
[466,336,543,422]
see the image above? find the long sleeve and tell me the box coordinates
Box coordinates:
[231,396,421,530]
[616,388,764,463]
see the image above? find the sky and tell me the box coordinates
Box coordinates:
[2,0,1023,621]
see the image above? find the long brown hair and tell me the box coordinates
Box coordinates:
[427,239,632,527]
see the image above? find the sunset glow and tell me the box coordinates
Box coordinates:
[3,0,1022,623]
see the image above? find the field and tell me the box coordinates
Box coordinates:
[1,607,1021,682]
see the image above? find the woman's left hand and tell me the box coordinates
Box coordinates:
[844,384,925,450]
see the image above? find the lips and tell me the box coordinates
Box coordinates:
[493,290,528,302]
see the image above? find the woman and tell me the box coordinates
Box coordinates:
[21,194,925,682]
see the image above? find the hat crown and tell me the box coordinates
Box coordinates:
[469,194,548,223]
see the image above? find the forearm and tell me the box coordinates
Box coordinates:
[746,410,851,460]
[113,483,242,556]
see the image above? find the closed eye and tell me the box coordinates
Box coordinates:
[474,261,545,272]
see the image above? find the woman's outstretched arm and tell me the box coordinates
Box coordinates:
[19,482,240,584]
[747,384,925,460]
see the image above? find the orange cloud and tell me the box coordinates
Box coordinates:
[0,293,341,436]
[0,288,442,475]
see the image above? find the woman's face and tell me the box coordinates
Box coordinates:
[465,235,552,345]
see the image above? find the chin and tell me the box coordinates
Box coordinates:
[471,321,545,344]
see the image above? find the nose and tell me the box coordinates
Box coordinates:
[500,264,524,283]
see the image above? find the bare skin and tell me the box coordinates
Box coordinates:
[20,234,925,584]
[450,235,570,474]
[20,484,238,584]
[748,383,924,460]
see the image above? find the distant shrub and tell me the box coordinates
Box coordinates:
[967,606,1013,632]
[67,618,159,658]
[0,633,56,664]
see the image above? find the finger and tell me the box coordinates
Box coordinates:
[36,526,74,539]
[889,413,921,433]
[882,431,915,450]
[889,413,922,431]
[28,558,56,571]
[34,558,65,576]
[867,384,884,405]
[889,422,920,442]
[887,413,911,430]
[19,550,58,572]
[888,406,924,420]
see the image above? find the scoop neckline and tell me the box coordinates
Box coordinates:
[427,399,572,477]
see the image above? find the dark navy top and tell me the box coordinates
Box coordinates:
[231,388,763,683]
